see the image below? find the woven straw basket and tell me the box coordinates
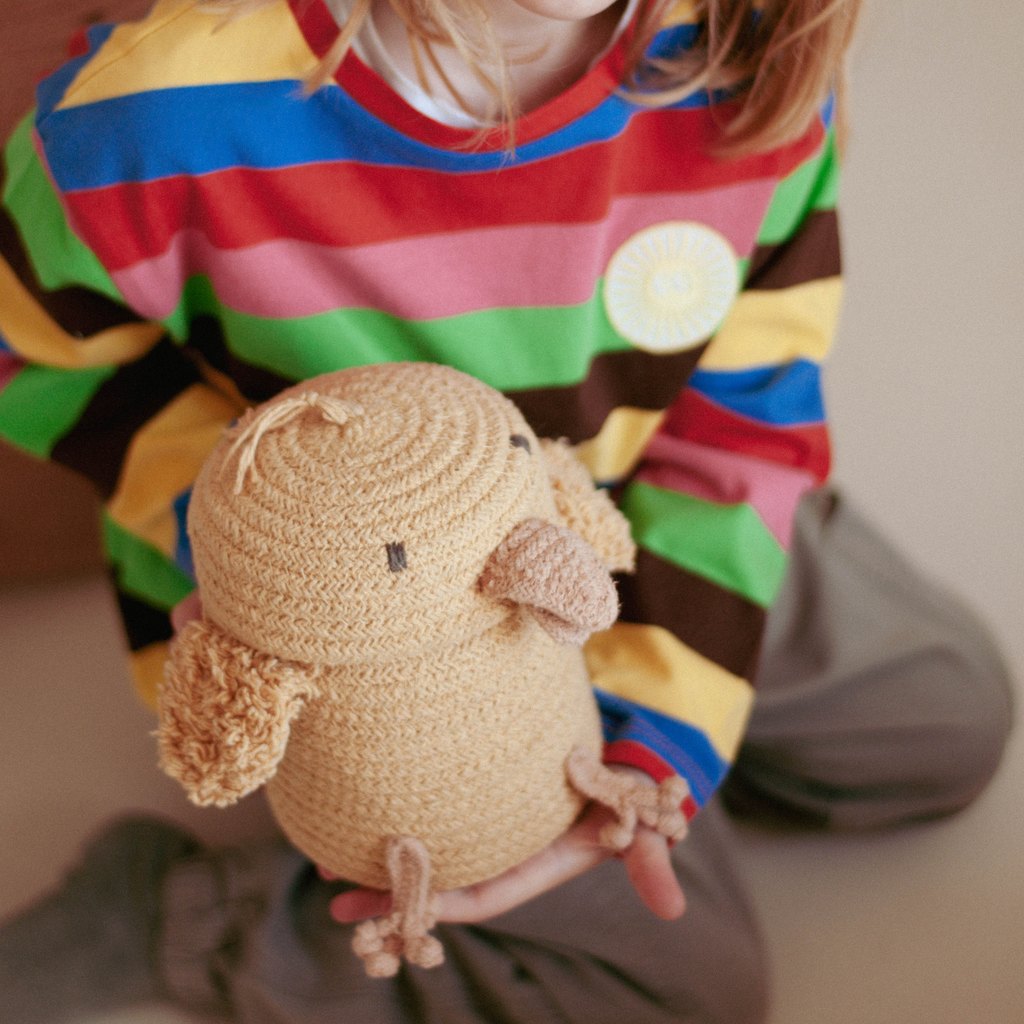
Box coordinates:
[157,363,637,896]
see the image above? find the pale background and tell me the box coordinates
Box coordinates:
[1,0,1021,1021]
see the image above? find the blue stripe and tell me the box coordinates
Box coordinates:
[38,77,715,191]
[821,92,836,131]
[0,331,11,354]
[35,24,116,124]
[646,23,701,60]
[595,688,728,806]
[172,488,195,581]
[688,360,826,427]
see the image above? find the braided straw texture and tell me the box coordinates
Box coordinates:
[269,613,601,890]
[190,363,557,663]
[540,438,637,574]
[186,363,605,889]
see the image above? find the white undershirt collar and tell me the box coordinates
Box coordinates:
[322,0,640,128]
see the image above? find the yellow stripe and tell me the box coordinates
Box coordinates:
[699,277,843,370]
[574,407,666,483]
[661,1,700,28]
[107,383,245,556]
[130,641,168,711]
[0,256,164,367]
[584,622,754,763]
[57,0,319,111]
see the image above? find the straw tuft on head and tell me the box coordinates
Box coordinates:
[225,392,363,494]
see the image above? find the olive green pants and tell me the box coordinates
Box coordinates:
[156,489,1013,1024]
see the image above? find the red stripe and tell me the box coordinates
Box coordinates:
[682,794,700,821]
[293,0,822,170]
[294,0,630,150]
[604,739,677,784]
[288,0,340,58]
[66,113,822,271]
[297,0,823,171]
[0,351,24,393]
[662,390,831,482]
[604,741,701,821]
[65,28,91,61]
[684,790,700,823]
[335,35,629,151]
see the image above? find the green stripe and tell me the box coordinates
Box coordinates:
[735,256,751,287]
[619,481,787,608]
[2,113,124,301]
[166,276,634,392]
[103,514,195,610]
[756,127,840,246]
[0,362,114,456]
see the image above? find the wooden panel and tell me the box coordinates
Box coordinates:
[0,440,105,585]
[0,1,151,585]
[0,0,153,142]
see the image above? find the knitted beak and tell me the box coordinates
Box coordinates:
[477,518,620,646]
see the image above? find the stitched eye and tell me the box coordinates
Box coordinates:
[510,434,531,454]
[386,542,407,573]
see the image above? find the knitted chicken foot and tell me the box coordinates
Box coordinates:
[351,836,444,977]
[565,746,691,851]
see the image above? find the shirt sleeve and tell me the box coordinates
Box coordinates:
[0,102,238,707]
[588,120,842,817]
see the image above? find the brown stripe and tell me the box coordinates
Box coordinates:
[0,169,143,337]
[747,209,841,291]
[50,337,201,499]
[187,325,703,443]
[615,549,766,681]
[187,314,295,404]
[506,343,708,443]
[116,589,174,652]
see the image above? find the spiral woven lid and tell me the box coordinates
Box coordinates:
[188,363,554,665]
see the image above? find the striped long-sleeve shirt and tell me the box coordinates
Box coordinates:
[0,0,842,820]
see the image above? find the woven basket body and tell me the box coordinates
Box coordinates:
[186,363,606,890]
[268,615,601,890]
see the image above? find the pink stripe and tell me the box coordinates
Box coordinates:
[110,180,775,321]
[635,433,817,549]
[0,351,24,393]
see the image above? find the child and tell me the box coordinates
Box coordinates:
[0,1,1012,1021]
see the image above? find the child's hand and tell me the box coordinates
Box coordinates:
[327,771,687,926]
[170,590,203,633]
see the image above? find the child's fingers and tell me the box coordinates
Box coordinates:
[623,826,686,920]
[329,887,392,923]
[170,591,203,634]
[433,812,614,924]
[325,807,683,928]
[317,864,341,881]
[326,822,608,927]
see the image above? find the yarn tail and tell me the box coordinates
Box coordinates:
[351,836,444,978]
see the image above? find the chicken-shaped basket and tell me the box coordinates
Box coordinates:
[157,363,689,977]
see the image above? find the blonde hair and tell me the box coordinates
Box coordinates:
[200,0,861,154]
[627,0,862,154]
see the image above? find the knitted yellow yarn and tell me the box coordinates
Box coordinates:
[161,363,634,892]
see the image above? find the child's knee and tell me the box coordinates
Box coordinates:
[922,628,1014,814]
